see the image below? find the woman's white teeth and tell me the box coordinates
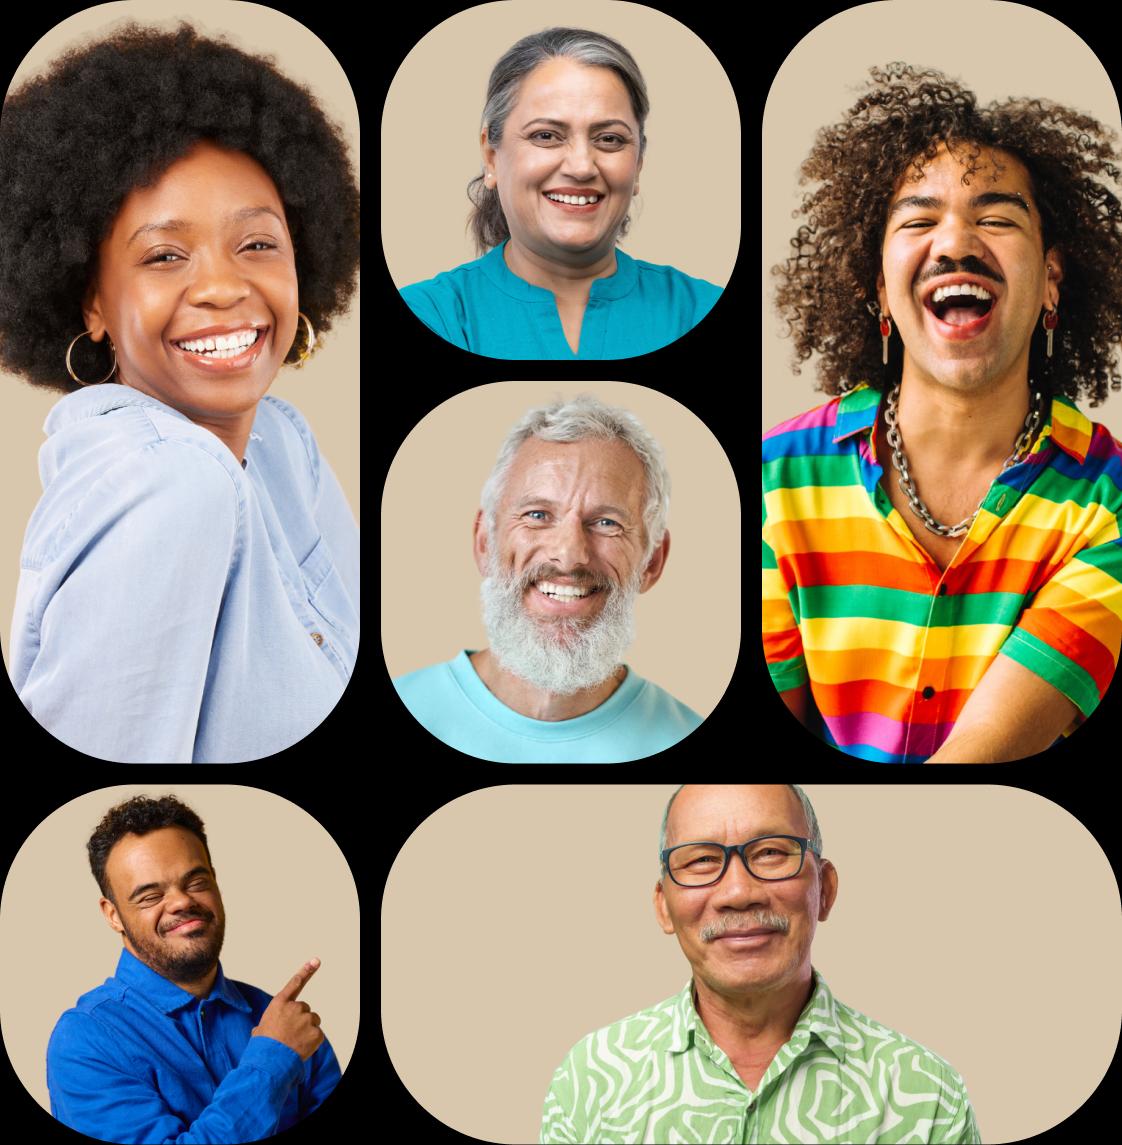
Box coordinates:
[535,581,596,598]
[176,329,259,355]
[930,284,993,304]
[546,193,600,205]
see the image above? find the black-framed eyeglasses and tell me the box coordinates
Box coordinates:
[660,835,819,887]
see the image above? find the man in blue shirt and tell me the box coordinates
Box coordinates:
[47,794,340,1142]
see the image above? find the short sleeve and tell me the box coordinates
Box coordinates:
[998,524,1122,723]
[929,1067,982,1144]
[763,482,808,692]
[13,440,239,762]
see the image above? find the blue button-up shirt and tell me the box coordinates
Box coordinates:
[47,947,341,1143]
[399,239,723,359]
[6,384,359,762]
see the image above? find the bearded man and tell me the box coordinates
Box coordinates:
[764,63,1122,763]
[393,393,702,761]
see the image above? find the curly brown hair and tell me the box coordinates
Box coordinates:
[772,62,1122,408]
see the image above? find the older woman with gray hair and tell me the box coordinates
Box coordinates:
[393,393,703,762]
[398,27,723,360]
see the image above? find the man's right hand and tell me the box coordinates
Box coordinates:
[251,958,325,1061]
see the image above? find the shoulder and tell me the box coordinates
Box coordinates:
[557,989,683,1070]
[627,673,704,732]
[393,655,459,702]
[832,994,967,1086]
[623,250,724,305]
[399,252,489,302]
[258,394,322,486]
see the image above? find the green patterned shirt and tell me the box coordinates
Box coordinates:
[540,970,980,1144]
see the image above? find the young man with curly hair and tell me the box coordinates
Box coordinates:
[47,795,339,1143]
[764,64,1122,763]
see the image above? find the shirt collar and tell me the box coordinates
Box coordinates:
[832,381,1094,464]
[113,946,253,1015]
[479,239,638,302]
[668,967,847,1064]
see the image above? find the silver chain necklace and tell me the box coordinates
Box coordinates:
[883,383,1044,538]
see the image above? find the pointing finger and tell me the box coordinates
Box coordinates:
[276,957,320,1002]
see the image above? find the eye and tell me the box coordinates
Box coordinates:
[597,135,625,146]
[596,518,619,528]
[980,219,1014,227]
[901,221,933,229]
[524,510,548,521]
[144,241,277,265]
[530,131,558,142]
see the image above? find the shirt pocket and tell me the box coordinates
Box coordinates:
[299,535,359,670]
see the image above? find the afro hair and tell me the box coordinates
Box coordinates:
[0,19,359,394]
[772,62,1122,408]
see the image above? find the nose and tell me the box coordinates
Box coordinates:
[546,511,592,570]
[927,212,989,265]
[185,250,253,306]
[709,850,770,911]
[560,139,599,182]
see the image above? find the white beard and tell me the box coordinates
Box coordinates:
[479,547,644,697]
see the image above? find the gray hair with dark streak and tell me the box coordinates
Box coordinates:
[467,26,650,256]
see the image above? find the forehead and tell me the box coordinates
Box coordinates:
[666,785,808,844]
[512,57,634,121]
[503,436,644,504]
[106,140,283,243]
[891,142,1034,202]
[105,827,209,887]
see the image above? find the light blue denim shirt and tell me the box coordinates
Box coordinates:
[6,384,359,763]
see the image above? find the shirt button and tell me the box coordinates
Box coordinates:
[310,632,324,646]
[922,686,935,699]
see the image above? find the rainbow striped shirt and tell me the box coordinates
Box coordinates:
[763,383,1122,762]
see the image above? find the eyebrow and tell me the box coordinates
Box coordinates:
[127,865,211,903]
[522,117,633,133]
[127,205,284,248]
[514,495,633,523]
[673,828,797,846]
[887,192,1031,220]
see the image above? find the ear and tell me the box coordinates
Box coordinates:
[817,859,839,923]
[472,508,490,578]
[875,270,888,318]
[653,877,676,936]
[81,282,110,344]
[99,896,123,935]
[480,127,496,182]
[1044,248,1063,310]
[638,529,670,594]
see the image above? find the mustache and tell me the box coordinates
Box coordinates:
[163,912,212,934]
[505,566,616,592]
[700,910,790,943]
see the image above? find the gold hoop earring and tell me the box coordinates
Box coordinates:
[289,311,316,367]
[66,330,117,386]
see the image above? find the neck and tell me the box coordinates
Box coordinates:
[468,647,625,721]
[888,368,1036,473]
[693,967,815,1063]
[503,237,617,302]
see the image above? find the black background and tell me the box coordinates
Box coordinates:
[1,2,1118,1144]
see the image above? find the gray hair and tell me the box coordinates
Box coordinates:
[657,785,824,877]
[479,393,669,571]
[468,27,650,256]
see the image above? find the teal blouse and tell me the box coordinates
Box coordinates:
[399,240,723,359]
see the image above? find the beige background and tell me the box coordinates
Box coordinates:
[763,0,1122,435]
[0,784,359,1118]
[0,1,360,667]
[382,0,739,288]
[381,381,739,720]
[382,784,1122,1145]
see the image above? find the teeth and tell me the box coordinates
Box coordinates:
[535,581,595,598]
[175,329,259,354]
[546,193,600,205]
[930,284,993,304]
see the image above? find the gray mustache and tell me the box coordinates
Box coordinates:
[700,910,790,943]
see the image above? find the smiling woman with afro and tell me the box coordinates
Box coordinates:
[0,19,360,764]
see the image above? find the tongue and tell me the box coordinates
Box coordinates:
[941,304,988,326]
